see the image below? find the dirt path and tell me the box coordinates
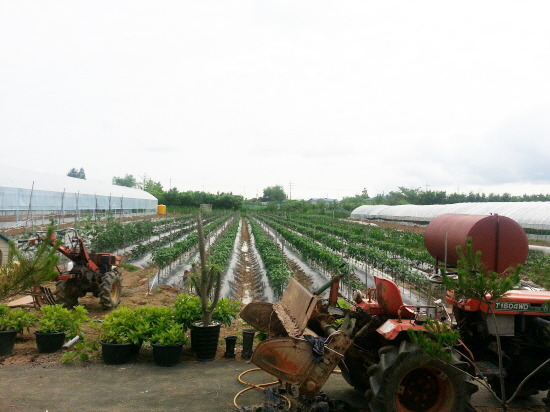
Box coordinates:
[228,218,266,304]
[286,258,313,291]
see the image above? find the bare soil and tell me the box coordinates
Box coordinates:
[286,258,313,290]
[228,218,266,303]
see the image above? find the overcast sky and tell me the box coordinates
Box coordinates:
[1,1,550,200]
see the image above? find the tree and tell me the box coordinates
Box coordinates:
[441,238,522,410]
[67,168,86,179]
[112,174,137,188]
[0,226,60,300]
[192,211,222,326]
[262,185,287,202]
[412,238,530,412]
[143,178,163,199]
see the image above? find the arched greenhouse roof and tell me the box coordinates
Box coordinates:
[350,202,550,231]
[0,164,157,212]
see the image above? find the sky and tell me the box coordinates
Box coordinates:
[1,1,550,200]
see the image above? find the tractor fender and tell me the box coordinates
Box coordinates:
[376,319,426,340]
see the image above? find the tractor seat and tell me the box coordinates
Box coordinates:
[374,276,415,319]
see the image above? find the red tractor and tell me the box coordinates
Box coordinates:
[241,213,550,411]
[28,228,123,309]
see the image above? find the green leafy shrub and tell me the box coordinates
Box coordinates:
[100,307,148,345]
[213,298,241,327]
[61,338,100,364]
[408,319,460,362]
[173,294,240,329]
[37,305,87,339]
[0,305,37,331]
[173,295,202,330]
[150,323,186,346]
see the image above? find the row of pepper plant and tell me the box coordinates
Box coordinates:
[178,214,239,296]
[86,214,194,252]
[126,214,220,261]
[207,216,240,268]
[258,213,431,296]
[253,215,364,294]
[268,214,432,268]
[151,213,233,274]
[248,218,292,299]
[291,215,435,294]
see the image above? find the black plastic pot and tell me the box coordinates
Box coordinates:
[0,330,17,356]
[190,320,221,362]
[35,331,66,353]
[152,343,184,367]
[224,335,237,358]
[100,342,138,365]
[241,329,255,359]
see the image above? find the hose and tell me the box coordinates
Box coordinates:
[233,368,343,409]
[233,368,291,410]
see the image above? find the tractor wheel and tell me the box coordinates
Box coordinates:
[55,279,80,308]
[365,341,478,412]
[340,346,371,393]
[98,271,122,309]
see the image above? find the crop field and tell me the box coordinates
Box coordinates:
[10,210,550,304]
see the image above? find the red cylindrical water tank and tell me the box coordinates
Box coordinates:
[424,213,528,274]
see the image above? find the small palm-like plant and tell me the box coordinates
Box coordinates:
[0,226,60,300]
[441,237,521,302]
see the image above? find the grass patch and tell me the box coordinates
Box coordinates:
[120,263,140,272]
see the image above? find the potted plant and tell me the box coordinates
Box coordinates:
[99,307,147,364]
[187,211,224,361]
[0,305,37,356]
[173,212,241,361]
[35,304,87,353]
[172,294,202,332]
[173,294,240,353]
[148,309,187,367]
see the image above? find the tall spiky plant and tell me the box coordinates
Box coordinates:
[192,211,222,325]
[0,226,60,300]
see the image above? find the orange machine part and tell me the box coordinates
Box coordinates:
[424,213,528,275]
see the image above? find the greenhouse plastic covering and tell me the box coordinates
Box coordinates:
[350,202,550,232]
[0,164,158,213]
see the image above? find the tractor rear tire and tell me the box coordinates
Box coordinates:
[340,346,371,393]
[55,279,80,308]
[365,341,478,412]
[98,271,122,309]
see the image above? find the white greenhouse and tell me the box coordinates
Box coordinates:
[0,165,158,227]
[350,202,550,239]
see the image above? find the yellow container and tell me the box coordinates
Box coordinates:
[157,204,167,215]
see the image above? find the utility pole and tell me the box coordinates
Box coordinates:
[289,182,293,200]
[365,229,369,289]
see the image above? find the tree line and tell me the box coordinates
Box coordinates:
[373,186,550,206]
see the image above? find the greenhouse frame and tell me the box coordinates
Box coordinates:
[0,165,158,227]
[350,202,550,238]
